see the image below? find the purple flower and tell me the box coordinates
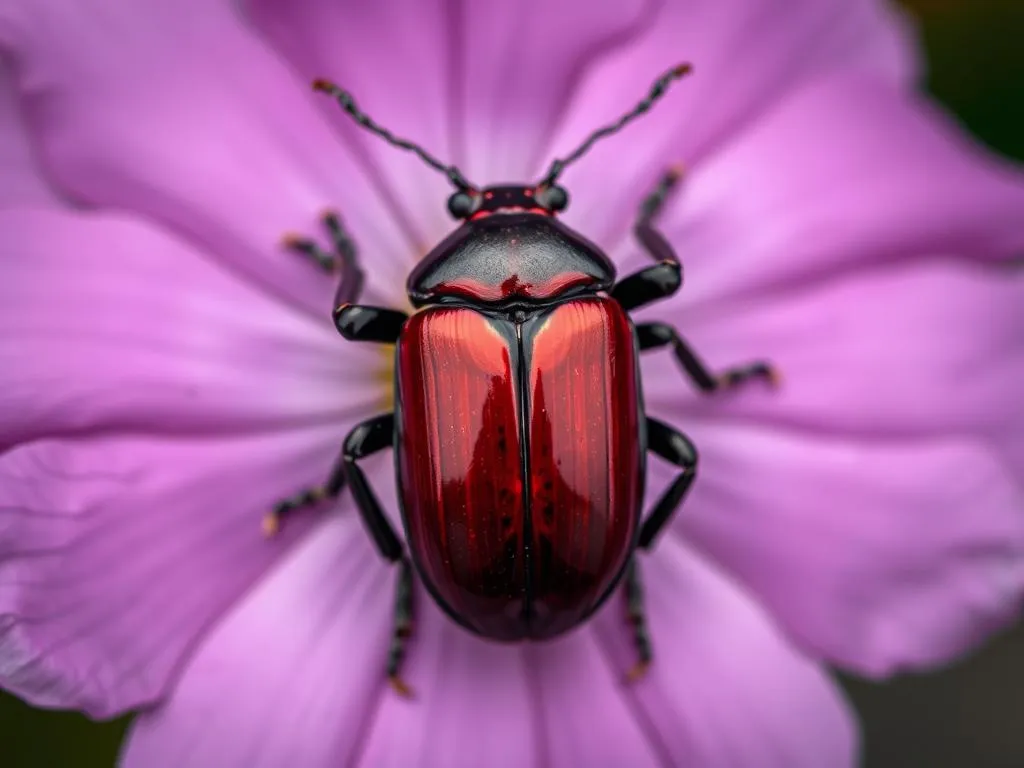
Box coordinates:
[2,0,1024,765]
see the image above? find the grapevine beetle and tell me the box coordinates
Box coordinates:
[267,65,777,696]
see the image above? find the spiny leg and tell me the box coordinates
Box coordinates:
[623,558,652,683]
[636,322,779,393]
[342,414,416,697]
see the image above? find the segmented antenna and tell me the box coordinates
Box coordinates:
[313,79,475,192]
[538,64,693,187]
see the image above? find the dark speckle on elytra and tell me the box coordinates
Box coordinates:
[501,515,513,529]
[543,480,553,491]
[542,503,554,522]
[497,438,507,452]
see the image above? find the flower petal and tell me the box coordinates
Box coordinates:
[523,632,662,767]
[640,258,1024,473]
[244,0,655,247]
[0,60,57,207]
[0,0,412,313]
[625,77,1024,308]
[0,209,379,447]
[120,515,392,767]
[592,537,857,767]
[670,423,1024,677]
[356,592,537,767]
[551,0,919,245]
[0,425,351,716]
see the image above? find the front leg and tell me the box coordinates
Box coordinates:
[283,209,365,304]
[610,168,684,312]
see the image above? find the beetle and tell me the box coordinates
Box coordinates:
[265,65,776,696]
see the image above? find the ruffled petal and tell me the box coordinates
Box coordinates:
[551,0,920,246]
[622,77,1024,309]
[0,0,412,313]
[0,209,380,447]
[120,515,391,767]
[591,537,857,767]
[0,60,57,207]
[640,258,1024,473]
[0,425,352,716]
[669,423,1024,677]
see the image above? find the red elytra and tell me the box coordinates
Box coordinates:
[396,297,642,640]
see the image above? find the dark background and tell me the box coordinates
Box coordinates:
[2,0,1023,765]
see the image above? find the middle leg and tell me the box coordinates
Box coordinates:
[636,321,778,393]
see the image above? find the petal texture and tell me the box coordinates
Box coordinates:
[0,61,56,207]
[592,538,857,767]
[0,0,411,313]
[0,425,349,716]
[641,258,1024,472]
[0,209,379,448]
[670,423,1024,677]
[247,0,916,249]
[623,77,1024,310]
[552,0,920,246]
[120,515,392,768]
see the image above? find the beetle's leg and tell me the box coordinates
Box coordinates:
[341,413,417,697]
[283,210,366,304]
[636,322,779,392]
[261,447,348,538]
[334,304,407,344]
[622,558,653,683]
[610,168,685,312]
[610,261,681,312]
[638,417,698,550]
[341,414,402,560]
[634,166,684,266]
[387,556,415,697]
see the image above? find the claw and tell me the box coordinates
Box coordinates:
[388,674,415,698]
[261,512,281,539]
[281,233,306,249]
[624,660,650,684]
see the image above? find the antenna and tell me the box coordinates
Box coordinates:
[538,64,693,187]
[313,79,475,193]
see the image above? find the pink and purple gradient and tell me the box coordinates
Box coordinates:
[1,1,1024,765]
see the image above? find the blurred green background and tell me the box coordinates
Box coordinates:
[2,0,1023,765]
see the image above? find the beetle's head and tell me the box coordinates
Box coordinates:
[445,184,569,221]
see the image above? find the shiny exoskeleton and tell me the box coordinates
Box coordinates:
[267,66,776,695]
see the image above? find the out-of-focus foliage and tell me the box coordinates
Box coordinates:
[1,1,1021,766]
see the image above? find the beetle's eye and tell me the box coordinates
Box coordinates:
[447,192,476,219]
[539,185,569,212]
